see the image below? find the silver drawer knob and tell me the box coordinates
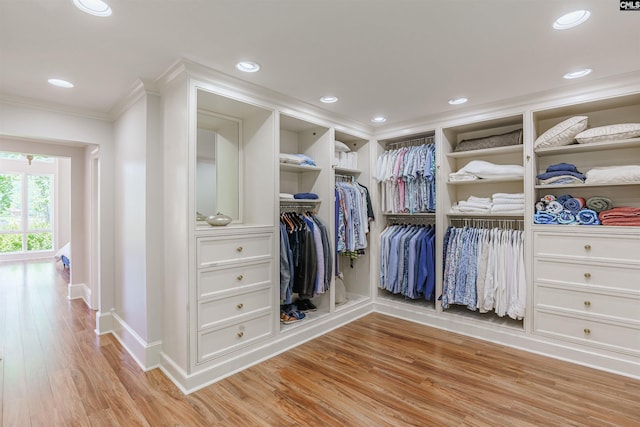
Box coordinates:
[237,331,244,338]
[583,301,591,307]
[583,328,591,335]
[584,244,591,251]
[236,246,243,252]
[237,303,244,310]
[237,274,244,281]
[584,272,591,279]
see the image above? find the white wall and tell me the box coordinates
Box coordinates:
[113,96,149,340]
[0,100,115,321]
[57,157,71,251]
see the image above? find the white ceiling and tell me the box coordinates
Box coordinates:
[1,0,639,128]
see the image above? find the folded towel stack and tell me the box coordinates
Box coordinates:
[598,207,640,226]
[293,192,319,200]
[450,196,492,213]
[585,165,640,185]
[537,163,585,185]
[534,194,601,225]
[491,192,524,214]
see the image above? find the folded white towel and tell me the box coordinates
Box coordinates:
[492,193,525,199]
[491,204,525,213]
[279,193,295,199]
[449,172,478,182]
[467,196,492,205]
[459,160,524,178]
[492,198,525,205]
[585,165,640,184]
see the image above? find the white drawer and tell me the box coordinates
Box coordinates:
[197,260,272,298]
[198,286,272,330]
[197,233,272,267]
[534,259,640,293]
[536,285,640,323]
[197,313,273,362]
[535,311,640,354]
[534,232,640,264]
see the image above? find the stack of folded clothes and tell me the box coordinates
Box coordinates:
[534,194,600,225]
[491,193,524,214]
[598,207,640,226]
[279,153,317,167]
[537,163,585,185]
[450,196,492,213]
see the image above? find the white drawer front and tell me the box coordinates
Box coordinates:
[536,285,640,323]
[197,313,273,362]
[198,287,272,329]
[534,232,640,263]
[197,261,272,298]
[197,233,272,267]
[534,259,640,293]
[535,311,640,353]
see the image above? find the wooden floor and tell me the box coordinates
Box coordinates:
[1,260,639,426]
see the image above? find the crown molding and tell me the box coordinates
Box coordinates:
[374,70,640,140]
[0,93,110,122]
[108,78,162,120]
[154,58,374,138]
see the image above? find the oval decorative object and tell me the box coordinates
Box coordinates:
[206,211,232,227]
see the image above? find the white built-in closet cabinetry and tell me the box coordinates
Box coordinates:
[531,94,640,366]
[157,62,639,393]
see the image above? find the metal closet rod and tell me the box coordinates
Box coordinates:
[385,215,436,225]
[335,174,356,182]
[385,135,435,149]
[449,217,524,230]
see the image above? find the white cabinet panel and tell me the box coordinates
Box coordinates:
[534,232,640,264]
[534,259,640,293]
[198,286,272,330]
[197,261,272,298]
[197,313,273,363]
[197,233,272,267]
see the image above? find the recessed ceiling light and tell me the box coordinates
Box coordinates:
[448,97,468,105]
[563,68,592,79]
[236,61,261,73]
[553,10,590,30]
[320,96,338,104]
[371,116,387,123]
[73,0,112,17]
[48,78,74,88]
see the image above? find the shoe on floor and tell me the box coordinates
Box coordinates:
[280,311,298,325]
[295,298,317,312]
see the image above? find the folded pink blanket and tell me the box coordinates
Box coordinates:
[599,207,640,221]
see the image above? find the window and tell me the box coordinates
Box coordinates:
[0,157,55,254]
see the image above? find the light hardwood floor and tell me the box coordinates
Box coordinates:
[1,260,639,426]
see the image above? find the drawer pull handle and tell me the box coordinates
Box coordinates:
[584,244,591,251]
[237,274,244,281]
[237,303,244,309]
[237,331,244,338]
[583,328,591,335]
[584,272,591,279]
[583,301,591,307]
[236,246,243,252]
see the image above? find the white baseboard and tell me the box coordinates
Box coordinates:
[111,311,162,371]
[160,302,373,394]
[67,282,86,300]
[95,310,114,335]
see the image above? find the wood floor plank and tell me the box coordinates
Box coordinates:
[2,260,640,426]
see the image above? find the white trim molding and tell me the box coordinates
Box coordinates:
[111,311,163,371]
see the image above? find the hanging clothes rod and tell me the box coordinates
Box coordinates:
[385,213,436,225]
[280,204,318,213]
[449,217,524,230]
[335,174,356,182]
[385,135,435,149]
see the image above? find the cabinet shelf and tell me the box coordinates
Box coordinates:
[333,166,361,176]
[448,176,524,185]
[535,181,640,190]
[534,137,640,157]
[446,144,523,159]
[382,212,435,217]
[447,212,524,218]
[279,163,321,173]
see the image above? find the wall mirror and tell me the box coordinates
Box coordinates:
[196,111,240,221]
